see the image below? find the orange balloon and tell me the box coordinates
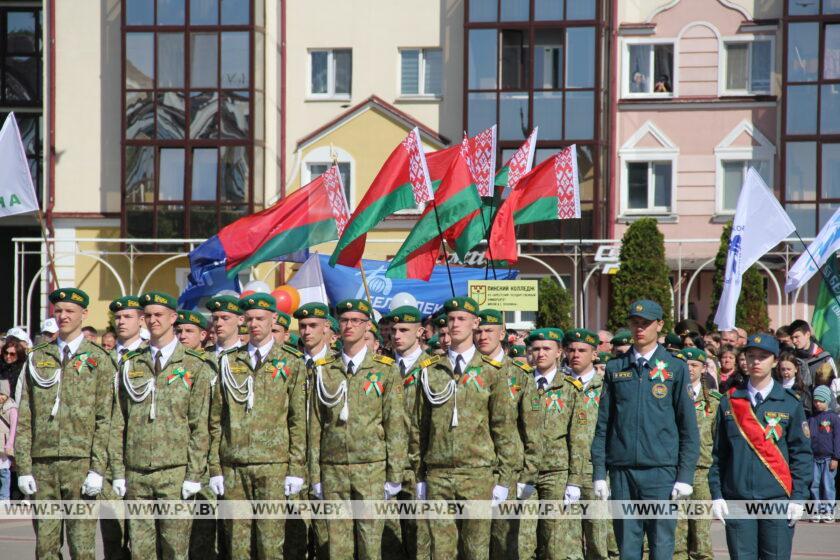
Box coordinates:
[271,285,301,314]
[240,290,256,298]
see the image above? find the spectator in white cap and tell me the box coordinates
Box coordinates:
[5,327,31,349]
[40,319,58,342]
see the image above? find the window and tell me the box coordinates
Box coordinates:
[723,39,772,94]
[720,160,772,211]
[625,162,672,212]
[625,42,674,96]
[305,162,352,205]
[715,121,776,214]
[308,49,352,99]
[122,0,262,241]
[399,48,442,97]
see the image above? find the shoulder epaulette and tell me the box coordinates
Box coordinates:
[220,346,239,357]
[513,361,533,373]
[32,342,50,351]
[373,354,395,365]
[124,349,143,360]
[481,355,504,368]
[785,388,801,400]
[315,356,336,367]
[565,375,584,391]
[186,348,217,365]
[283,344,303,358]
[709,390,722,400]
[419,355,441,368]
[185,348,205,358]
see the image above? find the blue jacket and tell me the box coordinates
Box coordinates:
[709,381,813,501]
[808,410,840,459]
[591,344,700,484]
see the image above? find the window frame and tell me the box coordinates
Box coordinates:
[719,35,775,96]
[714,121,776,215]
[618,121,678,217]
[621,37,678,99]
[306,48,352,101]
[620,159,676,215]
[397,47,443,100]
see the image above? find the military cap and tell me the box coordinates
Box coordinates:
[206,295,242,315]
[509,345,527,358]
[369,322,383,344]
[327,314,340,333]
[176,309,208,330]
[141,291,178,310]
[526,327,564,344]
[336,299,372,317]
[49,287,90,309]
[478,308,504,326]
[597,351,612,364]
[288,333,300,347]
[628,299,663,321]
[109,295,142,313]
[387,305,422,324]
[276,311,291,329]
[294,302,329,319]
[432,312,448,328]
[664,332,683,348]
[611,329,632,346]
[240,292,277,313]
[443,296,479,315]
[744,332,780,357]
[682,347,707,363]
[563,328,598,347]
[427,334,440,350]
[675,318,706,337]
[670,349,687,362]
[238,324,249,335]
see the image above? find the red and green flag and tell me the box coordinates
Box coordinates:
[488,144,580,264]
[812,253,840,360]
[329,127,433,268]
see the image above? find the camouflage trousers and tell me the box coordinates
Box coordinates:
[126,465,192,560]
[322,461,386,560]
[222,462,288,560]
[426,467,495,560]
[537,470,583,560]
[31,457,96,560]
[673,468,713,560]
[579,484,611,560]
[101,478,130,560]
[490,479,537,560]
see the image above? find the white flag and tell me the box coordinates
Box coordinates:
[288,253,328,305]
[0,113,40,218]
[714,168,795,331]
[785,207,840,293]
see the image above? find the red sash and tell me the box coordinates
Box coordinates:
[727,388,792,496]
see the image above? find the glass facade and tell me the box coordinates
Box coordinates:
[121,0,263,241]
[465,0,607,239]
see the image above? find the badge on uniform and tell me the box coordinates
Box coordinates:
[459,367,486,391]
[531,396,541,411]
[364,371,384,397]
[128,371,146,379]
[508,375,521,399]
[72,352,97,374]
[649,361,671,382]
[166,367,193,388]
[804,421,812,438]
[651,383,668,399]
[763,413,783,441]
[270,358,289,381]
[583,388,600,408]
[577,410,588,424]
[615,371,633,380]
[545,390,566,411]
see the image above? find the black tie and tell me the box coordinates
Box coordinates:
[119,348,128,358]
[537,377,548,391]
[454,356,463,375]
[61,346,71,367]
[347,360,355,375]
[399,359,406,376]
[754,392,764,409]
[306,358,315,371]
[254,349,263,371]
[153,352,163,375]
[637,358,648,371]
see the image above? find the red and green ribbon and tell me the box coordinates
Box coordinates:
[508,375,521,398]
[545,390,565,412]
[583,387,600,408]
[763,415,782,441]
[403,369,417,388]
[364,371,384,396]
[459,367,486,390]
[166,367,193,388]
[820,420,832,433]
[71,352,97,374]
[649,360,671,382]
[270,358,289,381]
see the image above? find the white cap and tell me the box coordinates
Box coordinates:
[40,318,58,334]
[6,326,32,346]
[139,327,151,341]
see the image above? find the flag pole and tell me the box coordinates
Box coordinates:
[431,200,456,297]
[477,199,498,280]
[793,231,840,310]
[34,206,59,289]
[329,151,372,302]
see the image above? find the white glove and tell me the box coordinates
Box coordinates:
[112,479,126,498]
[670,481,693,500]
[81,471,104,496]
[712,498,729,525]
[384,481,402,500]
[18,475,37,495]
[563,484,581,506]
[284,476,304,497]
[209,476,225,497]
[516,482,535,500]
[312,482,323,500]
[181,480,201,500]
[415,482,427,500]
[491,485,509,507]
[787,502,804,527]
[593,479,609,501]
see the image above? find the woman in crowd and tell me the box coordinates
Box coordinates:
[774,351,812,416]
[0,339,26,400]
[0,380,16,501]
[717,344,739,391]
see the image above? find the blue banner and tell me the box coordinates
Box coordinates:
[178,235,241,310]
[319,255,517,316]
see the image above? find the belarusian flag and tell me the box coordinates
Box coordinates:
[488,144,580,264]
[387,140,482,280]
[426,126,497,193]
[218,164,350,276]
[812,254,840,360]
[330,127,433,268]
[444,128,538,260]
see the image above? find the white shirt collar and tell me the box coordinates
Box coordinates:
[782,378,795,389]
[631,345,658,363]
[116,338,142,355]
[57,333,85,357]
[447,345,476,370]
[575,367,596,388]
[215,340,240,357]
[747,379,774,406]
[691,381,702,399]
[491,347,506,363]
[305,344,328,363]
[342,346,368,371]
[149,337,179,369]
[535,366,558,388]
[396,345,423,371]
[248,338,275,368]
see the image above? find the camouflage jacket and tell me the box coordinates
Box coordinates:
[308,351,407,484]
[398,349,433,484]
[110,343,214,480]
[502,358,541,487]
[531,372,579,476]
[15,339,116,476]
[208,342,306,478]
[410,352,518,486]
[693,388,721,470]
[567,371,605,488]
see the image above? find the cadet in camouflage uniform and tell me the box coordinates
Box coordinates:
[410,297,518,560]
[309,299,407,560]
[176,309,209,350]
[110,291,214,560]
[476,309,540,560]
[564,329,612,560]
[15,288,116,560]
[673,348,719,560]
[208,293,307,559]
[387,305,434,560]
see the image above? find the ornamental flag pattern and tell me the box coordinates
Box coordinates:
[402,127,434,205]
[555,144,581,219]
[507,127,538,191]
[464,125,496,197]
[323,164,351,237]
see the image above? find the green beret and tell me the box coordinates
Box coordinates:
[611,329,632,346]
[443,297,479,315]
[563,328,598,347]
[336,299,372,317]
[387,305,422,324]
[206,295,242,315]
[294,302,329,319]
[327,315,339,333]
[670,349,687,362]
[109,295,141,313]
[276,312,291,329]
[369,322,383,344]
[427,334,440,350]
[432,312,448,328]
[288,333,300,347]
[238,324,249,335]
[526,328,564,344]
[478,308,504,326]
[597,351,612,364]
[509,345,527,358]
[240,292,277,313]
[49,288,90,309]
[682,347,707,363]
[141,291,178,310]
[664,332,683,348]
[628,299,663,321]
[176,309,208,329]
